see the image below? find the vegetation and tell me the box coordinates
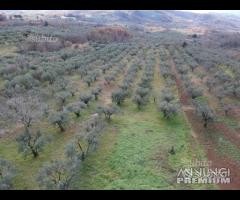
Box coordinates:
[0,158,16,190]
[0,10,239,190]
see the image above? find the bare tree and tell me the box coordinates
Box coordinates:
[7,94,44,130]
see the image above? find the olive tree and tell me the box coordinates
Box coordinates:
[0,158,16,190]
[42,70,57,85]
[91,87,102,100]
[54,78,69,91]
[186,84,203,99]
[161,89,175,103]
[37,159,79,190]
[16,129,50,158]
[79,93,93,106]
[133,87,150,109]
[104,75,115,85]
[159,101,178,119]
[112,89,128,106]
[159,89,179,119]
[48,111,69,132]
[65,116,104,161]
[97,105,118,121]
[55,91,71,110]
[67,101,87,117]
[135,87,150,98]
[7,95,44,130]
[83,75,93,87]
[194,101,215,128]
[133,94,147,109]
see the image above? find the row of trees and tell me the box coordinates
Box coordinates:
[112,60,141,106]
[167,47,216,128]
[1,42,130,99]
[133,57,154,109]
[158,89,179,119]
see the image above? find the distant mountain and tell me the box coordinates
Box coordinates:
[66,10,240,31]
[2,10,240,32]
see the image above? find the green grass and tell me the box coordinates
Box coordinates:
[73,97,216,189]
[218,64,234,78]
[217,116,240,131]
[214,134,240,165]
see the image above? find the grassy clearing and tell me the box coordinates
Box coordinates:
[73,98,215,189]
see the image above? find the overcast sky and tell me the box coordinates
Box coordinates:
[181,10,240,14]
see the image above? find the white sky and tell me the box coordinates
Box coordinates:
[181,10,240,14]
